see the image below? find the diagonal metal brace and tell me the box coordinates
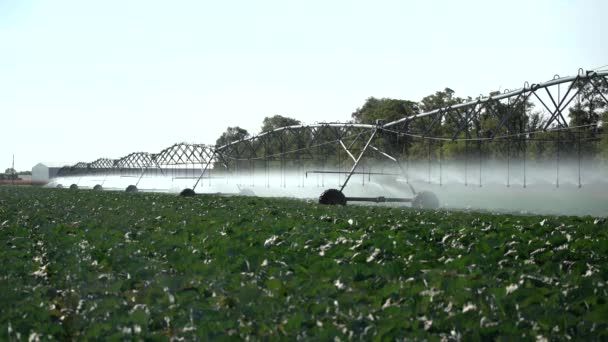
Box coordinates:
[339,130,377,192]
[339,140,357,163]
[192,150,216,190]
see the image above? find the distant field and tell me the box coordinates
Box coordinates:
[0,180,37,186]
[0,186,606,340]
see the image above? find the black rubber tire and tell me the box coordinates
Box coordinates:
[412,191,439,209]
[126,185,138,193]
[319,189,347,205]
[56,184,63,189]
[70,184,78,190]
[180,188,196,197]
[93,185,103,191]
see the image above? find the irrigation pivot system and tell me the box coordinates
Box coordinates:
[51,69,608,208]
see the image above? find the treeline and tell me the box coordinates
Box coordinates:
[0,168,30,181]
[215,83,608,167]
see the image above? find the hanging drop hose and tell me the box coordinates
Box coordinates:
[464,140,468,187]
[523,139,527,189]
[439,142,443,187]
[556,130,560,188]
[427,140,431,184]
[507,139,510,188]
[478,140,482,188]
[578,129,582,188]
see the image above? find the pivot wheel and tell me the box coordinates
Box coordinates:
[411,191,439,209]
[180,188,196,197]
[319,189,347,205]
[93,184,103,191]
[70,184,78,190]
[126,185,138,193]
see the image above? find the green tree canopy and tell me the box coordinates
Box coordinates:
[351,97,419,124]
[600,110,608,163]
[568,77,607,131]
[261,115,301,132]
[215,126,250,147]
[419,88,464,112]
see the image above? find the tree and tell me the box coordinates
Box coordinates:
[351,97,420,158]
[420,88,463,111]
[600,110,608,163]
[260,115,304,163]
[3,168,17,180]
[569,78,607,127]
[568,79,608,159]
[214,126,251,170]
[261,115,301,132]
[416,88,466,161]
[351,97,419,124]
[215,126,250,147]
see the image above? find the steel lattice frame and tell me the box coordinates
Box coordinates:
[155,143,215,166]
[57,162,89,177]
[383,70,608,140]
[52,69,608,193]
[87,158,116,175]
[217,123,376,161]
[115,152,155,169]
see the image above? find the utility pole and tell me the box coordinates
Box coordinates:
[12,154,15,185]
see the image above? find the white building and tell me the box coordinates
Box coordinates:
[32,162,71,184]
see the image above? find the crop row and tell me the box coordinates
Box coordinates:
[0,186,606,340]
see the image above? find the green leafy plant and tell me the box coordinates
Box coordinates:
[0,186,606,340]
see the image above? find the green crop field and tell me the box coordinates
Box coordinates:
[0,186,606,340]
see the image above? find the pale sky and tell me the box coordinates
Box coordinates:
[1,0,606,170]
